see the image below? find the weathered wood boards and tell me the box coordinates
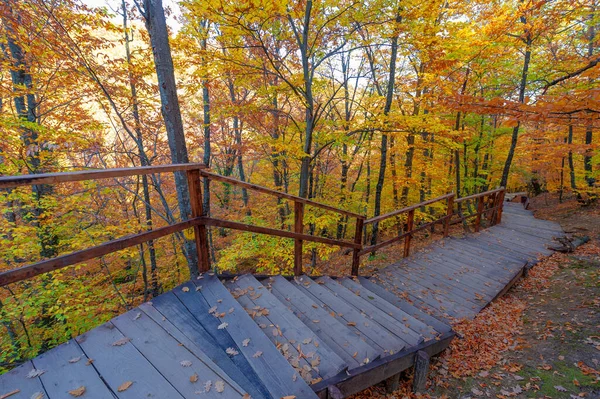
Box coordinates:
[0,200,564,399]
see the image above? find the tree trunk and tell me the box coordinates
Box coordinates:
[585,8,596,187]
[568,124,577,190]
[371,12,401,247]
[500,11,532,188]
[123,0,159,297]
[141,0,198,276]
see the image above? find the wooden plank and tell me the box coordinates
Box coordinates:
[227,280,316,383]
[413,245,517,282]
[431,247,519,281]
[377,268,479,317]
[447,238,529,264]
[388,263,492,306]
[229,274,347,380]
[294,202,305,276]
[454,187,504,204]
[0,361,47,399]
[443,195,454,237]
[405,257,504,295]
[311,331,454,398]
[360,275,453,323]
[265,275,378,369]
[477,230,553,257]
[339,277,438,340]
[496,223,560,240]
[364,193,453,225]
[439,240,528,271]
[408,248,509,287]
[351,217,364,276]
[357,277,452,334]
[319,276,422,346]
[187,169,210,273]
[379,270,479,318]
[33,339,116,398]
[198,275,318,399]
[0,218,202,287]
[138,303,247,395]
[492,223,555,244]
[201,170,364,219]
[403,209,415,257]
[0,163,206,189]
[76,322,185,399]
[111,309,242,399]
[294,276,406,356]
[161,284,270,399]
[199,216,359,249]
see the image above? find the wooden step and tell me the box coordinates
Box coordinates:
[0,361,50,399]
[317,276,422,346]
[265,275,379,369]
[338,277,438,340]
[226,274,346,383]
[111,309,244,398]
[76,321,186,398]
[390,263,492,307]
[196,274,319,399]
[293,275,406,356]
[378,269,478,319]
[154,287,268,398]
[33,340,116,399]
[357,277,452,334]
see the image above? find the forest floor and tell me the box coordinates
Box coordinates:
[351,193,600,399]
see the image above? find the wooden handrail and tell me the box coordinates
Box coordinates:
[201,170,365,219]
[0,218,204,287]
[0,163,207,189]
[364,193,454,225]
[199,217,359,249]
[454,187,504,203]
[0,163,506,285]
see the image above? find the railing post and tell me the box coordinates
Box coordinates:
[403,209,415,257]
[187,168,210,273]
[475,195,484,232]
[495,189,506,225]
[351,217,364,276]
[294,201,304,276]
[443,194,455,237]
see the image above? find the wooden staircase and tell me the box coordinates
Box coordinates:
[0,166,565,399]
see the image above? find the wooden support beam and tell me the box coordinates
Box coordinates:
[412,350,430,393]
[496,190,506,224]
[403,209,415,257]
[294,202,305,276]
[187,169,210,273]
[351,217,364,276]
[443,194,454,237]
[475,196,484,232]
[385,373,400,393]
[327,385,344,399]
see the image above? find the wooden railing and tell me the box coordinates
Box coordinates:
[0,164,505,287]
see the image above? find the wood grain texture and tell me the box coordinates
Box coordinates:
[0,163,206,189]
[33,339,116,399]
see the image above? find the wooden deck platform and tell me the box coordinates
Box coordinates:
[0,203,564,399]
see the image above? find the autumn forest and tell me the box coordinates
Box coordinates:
[0,0,598,371]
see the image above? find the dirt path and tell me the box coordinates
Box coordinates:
[352,196,600,399]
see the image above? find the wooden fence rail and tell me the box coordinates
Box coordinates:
[0,164,505,287]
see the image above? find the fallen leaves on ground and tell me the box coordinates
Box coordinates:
[68,386,86,397]
[117,381,133,392]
